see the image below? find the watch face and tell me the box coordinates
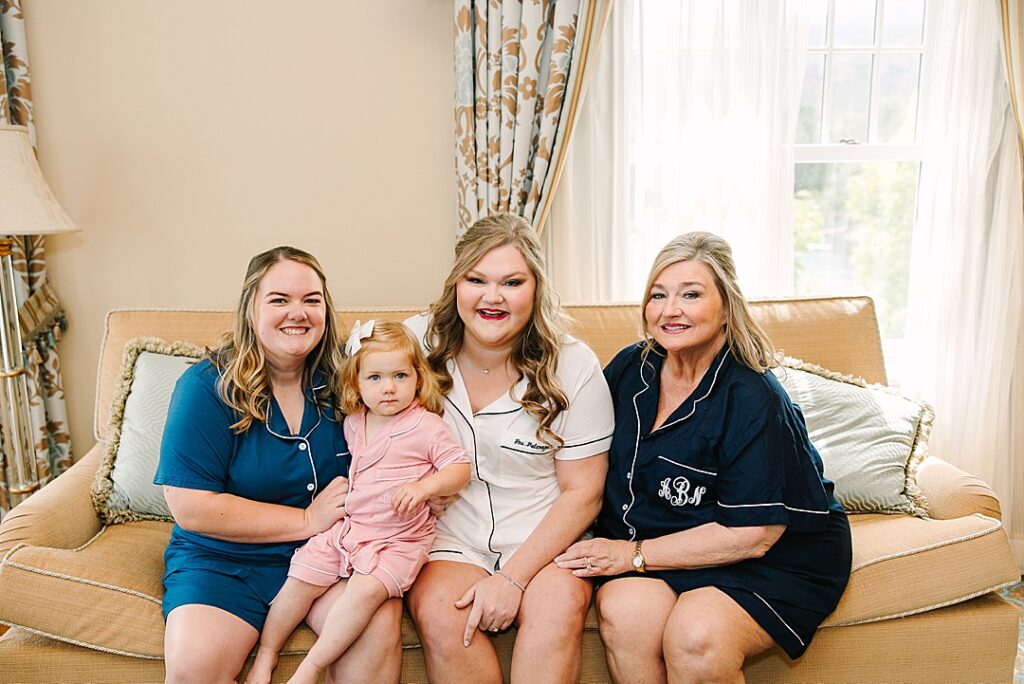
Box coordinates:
[632,555,643,569]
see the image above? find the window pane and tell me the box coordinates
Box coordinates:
[793,161,919,339]
[828,54,872,143]
[833,0,877,47]
[798,54,826,143]
[882,0,925,46]
[807,0,829,48]
[876,53,921,143]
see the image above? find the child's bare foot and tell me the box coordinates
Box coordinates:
[245,648,278,684]
[286,659,323,684]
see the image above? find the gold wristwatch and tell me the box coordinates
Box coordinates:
[631,540,646,573]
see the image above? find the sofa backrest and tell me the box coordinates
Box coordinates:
[94,296,884,441]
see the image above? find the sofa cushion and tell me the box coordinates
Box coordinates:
[0,522,324,658]
[0,520,422,658]
[823,513,1020,626]
[773,357,931,515]
[91,338,205,524]
[1,512,1017,659]
[0,522,169,657]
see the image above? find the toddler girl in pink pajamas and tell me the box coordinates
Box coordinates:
[247,320,471,684]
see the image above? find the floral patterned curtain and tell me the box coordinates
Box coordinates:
[0,0,72,515]
[453,0,610,236]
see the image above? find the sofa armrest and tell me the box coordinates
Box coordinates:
[0,443,104,557]
[916,455,1002,521]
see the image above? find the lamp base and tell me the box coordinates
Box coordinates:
[0,237,39,508]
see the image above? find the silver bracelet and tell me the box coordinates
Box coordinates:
[495,569,526,593]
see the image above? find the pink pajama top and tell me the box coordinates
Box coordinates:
[288,402,468,597]
[344,401,467,542]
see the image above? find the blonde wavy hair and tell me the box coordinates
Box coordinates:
[426,213,571,449]
[339,321,444,416]
[210,246,343,433]
[641,232,776,372]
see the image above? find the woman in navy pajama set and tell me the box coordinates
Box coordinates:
[556,232,852,683]
[155,247,400,683]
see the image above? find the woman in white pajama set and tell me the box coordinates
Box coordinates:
[405,315,613,572]
[404,213,614,684]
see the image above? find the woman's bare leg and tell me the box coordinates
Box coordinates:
[596,577,676,684]
[406,560,502,684]
[510,563,592,684]
[164,604,259,684]
[663,587,774,684]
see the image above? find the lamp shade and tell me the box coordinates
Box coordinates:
[0,125,76,236]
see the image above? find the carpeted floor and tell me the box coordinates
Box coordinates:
[1001,580,1024,682]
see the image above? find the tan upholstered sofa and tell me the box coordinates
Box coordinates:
[0,298,1020,683]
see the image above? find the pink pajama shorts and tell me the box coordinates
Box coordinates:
[288,528,432,599]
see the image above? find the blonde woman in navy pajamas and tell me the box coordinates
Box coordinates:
[556,232,851,683]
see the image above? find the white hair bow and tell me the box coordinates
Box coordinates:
[345,319,376,356]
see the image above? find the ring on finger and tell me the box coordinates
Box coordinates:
[585,556,593,571]
[490,626,499,632]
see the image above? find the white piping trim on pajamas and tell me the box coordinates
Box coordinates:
[656,455,717,476]
[386,408,426,439]
[265,402,323,504]
[351,559,404,598]
[717,502,785,508]
[783,505,829,514]
[622,350,728,536]
[375,564,404,598]
[621,383,646,537]
[752,591,805,647]
[289,561,340,578]
[651,352,728,434]
[716,501,828,515]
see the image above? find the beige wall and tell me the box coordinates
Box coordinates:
[23,1,456,455]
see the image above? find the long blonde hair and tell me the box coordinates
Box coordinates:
[211,246,343,433]
[339,321,445,416]
[641,232,775,372]
[426,213,571,448]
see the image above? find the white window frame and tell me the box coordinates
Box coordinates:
[794,0,927,164]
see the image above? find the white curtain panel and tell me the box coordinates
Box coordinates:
[903,0,1024,568]
[544,0,807,302]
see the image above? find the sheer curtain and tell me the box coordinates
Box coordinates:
[544,0,807,302]
[902,0,1024,568]
[1001,0,1023,145]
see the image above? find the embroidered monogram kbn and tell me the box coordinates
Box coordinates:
[658,476,706,507]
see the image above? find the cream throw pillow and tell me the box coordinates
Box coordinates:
[91,337,205,523]
[772,357,932,516]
